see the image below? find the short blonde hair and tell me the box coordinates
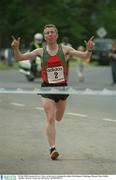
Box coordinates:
[43,24,58,34]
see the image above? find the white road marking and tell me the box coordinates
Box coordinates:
[102,118,116,122]
[35,107,44,111]
[7,101,116,124]
[66,112,87,117]
[11,102,25,107]
[0,88,116,95]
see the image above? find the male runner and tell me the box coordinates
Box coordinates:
[11,24,94,160]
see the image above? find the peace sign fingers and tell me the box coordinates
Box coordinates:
[11,35,16,40]
[11,35,21,42]
[84,36,94,44]
[85,36,94,50]
[11,35,21,49]
[88,36,94,42]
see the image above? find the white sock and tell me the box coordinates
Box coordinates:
[50,145,55,149]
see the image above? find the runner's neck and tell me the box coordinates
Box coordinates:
[46,44,59,56]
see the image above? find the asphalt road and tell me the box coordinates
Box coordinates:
[0,66,116,175]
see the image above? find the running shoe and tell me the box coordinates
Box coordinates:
[50,147,59,160]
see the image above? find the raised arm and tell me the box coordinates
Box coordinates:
[11,36,42,61]
[69,36,94,60]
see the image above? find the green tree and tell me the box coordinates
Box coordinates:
[0,0,116,48]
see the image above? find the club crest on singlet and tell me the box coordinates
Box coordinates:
[46,56,65,83]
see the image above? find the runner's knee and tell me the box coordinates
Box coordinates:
[56,111,64,121]
[56,116,62,121]
[47,116,56,124]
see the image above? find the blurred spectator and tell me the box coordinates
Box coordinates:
[108,41,116,86]
[61,36,72,81]
[75,46,89,82]
[61,36,72,47]
[30,33,43,51]
[0,48,13,65]
[30,33,43,76]
[4,48,13,66]
[0,51,6,64]
[76,46,85,82]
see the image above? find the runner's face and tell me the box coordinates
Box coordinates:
[44,27,58,43]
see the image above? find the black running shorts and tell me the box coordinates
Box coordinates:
[39,82,69,103]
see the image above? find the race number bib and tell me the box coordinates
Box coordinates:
[47,66,64,83]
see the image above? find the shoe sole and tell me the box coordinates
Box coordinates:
[50,150,59,160]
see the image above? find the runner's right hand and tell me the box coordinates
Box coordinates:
[11,36,21,49]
